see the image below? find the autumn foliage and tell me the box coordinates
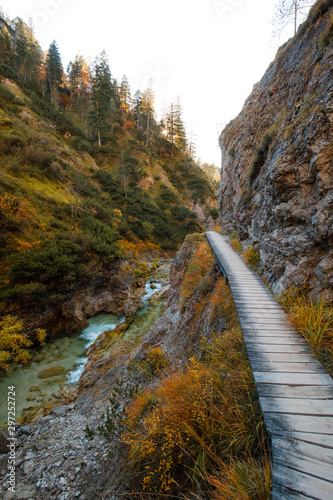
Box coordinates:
[0,315,46,371]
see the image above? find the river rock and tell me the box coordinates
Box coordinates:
[52,406,69,417]
[29,386,40,392]
[38,366,66,379]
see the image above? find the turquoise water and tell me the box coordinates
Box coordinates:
[0,274,167,423]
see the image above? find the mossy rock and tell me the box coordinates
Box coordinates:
[38,366,66,379]
[26,396,36,402]
[29,386,41,392]
[43,402,53,410]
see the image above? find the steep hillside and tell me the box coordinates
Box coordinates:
[218,0,333,297]
[0,22,217,353]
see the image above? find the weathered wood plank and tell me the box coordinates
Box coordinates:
[254,372,333,385]
[265,413,333,434]
[251,362,325,373]
[261,397,333,415]
[256,384,333,399]
[245,337,307,345]
[247,352,320,363]
[273,431,333,449]
[246,343,310,353]
[272,435,333,465]
[273,447,333,485]
[271,483,313,500]
[273,463,333,499]
[237,311,288,318]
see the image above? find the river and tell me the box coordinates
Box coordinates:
[0,266,169,424]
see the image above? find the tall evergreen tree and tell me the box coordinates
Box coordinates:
[174,96,187,151]
[119,74,131,113]
[13,18,43,82]
[141,86,155,147]
[89,51,116,147]
[0,26,14,66]
[46,40,64,103]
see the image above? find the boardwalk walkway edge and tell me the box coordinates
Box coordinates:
[206,231,333,499]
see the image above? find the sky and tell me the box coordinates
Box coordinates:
[0,0,297,166]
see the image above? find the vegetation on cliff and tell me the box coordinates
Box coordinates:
[0,12,217,366]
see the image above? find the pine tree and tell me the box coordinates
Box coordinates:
[13,18,43,82]
[68,55,91,106]
[89,51,116,147]
[132,90,143,130]
[0,26,14,65]
[174,97,187,151]
[119,74,131,113]
[46,40,64,103]
[164,98,187,155]
[141,86,155,147]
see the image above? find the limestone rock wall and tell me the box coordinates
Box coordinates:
[219,0,333,297]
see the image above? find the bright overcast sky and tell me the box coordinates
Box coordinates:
[0,0,295,166]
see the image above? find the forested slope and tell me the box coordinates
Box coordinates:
[0,13,218,357]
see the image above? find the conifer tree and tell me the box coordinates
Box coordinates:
[141,86,155,147]
[46,40,64,103]
[174,97,187,151]
[89,51,116,147]
[119,74,131,113]
[13,19,43,82]
[0,26,14,65]
[68,55,91,106]
[164,98,187,154]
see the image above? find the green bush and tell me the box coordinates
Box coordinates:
[71,136,94,154]
[10,238,85,283]
[209,207,219,220]
[249,128,276,186]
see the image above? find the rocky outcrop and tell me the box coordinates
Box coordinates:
[218,0,333,297]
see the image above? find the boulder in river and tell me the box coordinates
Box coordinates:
[38,366,66,379]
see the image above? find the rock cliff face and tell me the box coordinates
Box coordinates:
[219,0,333,297]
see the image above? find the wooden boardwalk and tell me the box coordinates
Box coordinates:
[206,231,333,499]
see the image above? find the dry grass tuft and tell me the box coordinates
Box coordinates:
[122,331,270,495]
[280,288,333,348]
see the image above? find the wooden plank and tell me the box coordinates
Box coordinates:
[273,463,333,499]
[245,337,306,345]
[243,329,297,335]
[237,311,288,318]
[272,435,333,465]
[251,362,325,373]
[265,413,333,434]
[246,344,310,353]
[247,352,321,363]
[241,320,292,327]
[235,301,281,307]
[261,397,333,415]
[254,372,333,385]
[273,448,333,485]
[273,431,333,449]
[271,483,312,500]
[256,384,333,399]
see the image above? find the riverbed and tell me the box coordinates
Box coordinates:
[0,266,169,424]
